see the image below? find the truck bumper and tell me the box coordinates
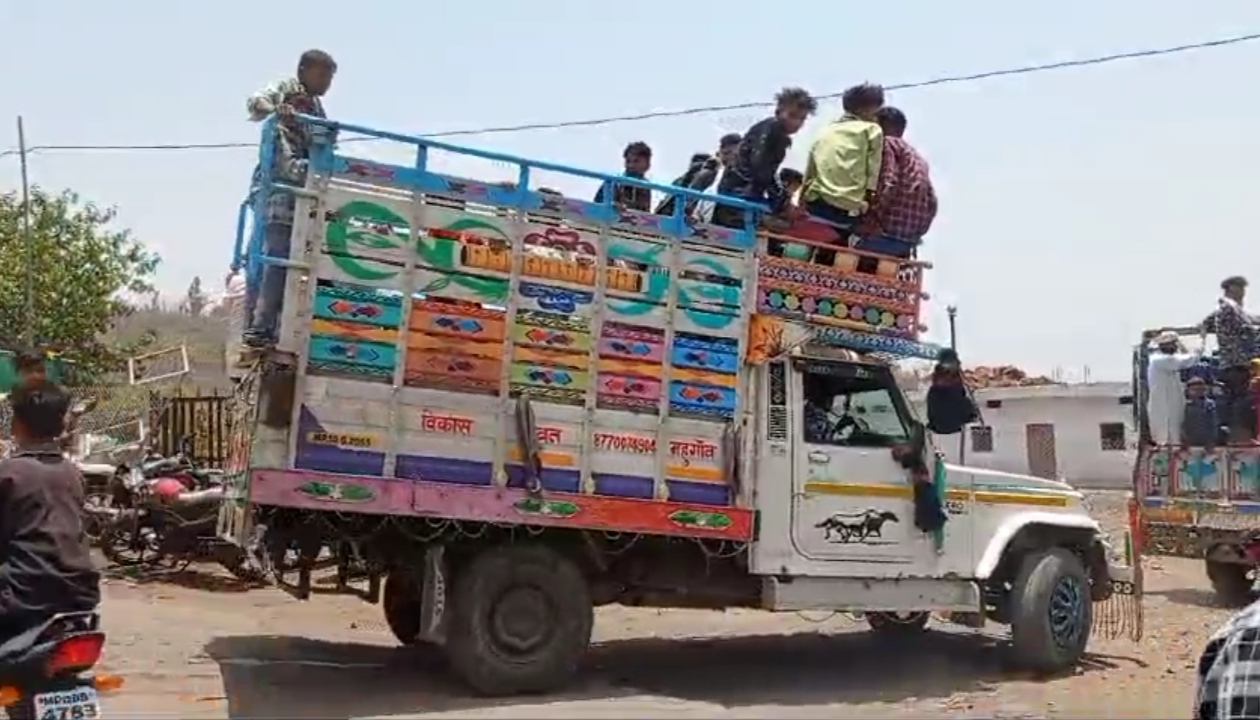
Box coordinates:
[1092,530,1143,642]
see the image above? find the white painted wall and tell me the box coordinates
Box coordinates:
[910,383,1136,489]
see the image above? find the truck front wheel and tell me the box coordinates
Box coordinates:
[866,611,930,634]
[1009,547,1092,673]
[445,544,593,696]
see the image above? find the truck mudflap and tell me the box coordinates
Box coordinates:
[1092,529,1144,642]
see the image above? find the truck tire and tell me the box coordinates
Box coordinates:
[1207,559,1255,607]
[1009,547,1092,673]
[446,544,592,696]
[866,611,930,635]
[383,571,425,646]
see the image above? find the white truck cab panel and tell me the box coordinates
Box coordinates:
[750,355,1102,583]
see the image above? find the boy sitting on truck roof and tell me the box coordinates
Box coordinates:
[594,142,653,213]
[711,87,819,236]
[859,106,938,259]
[800,83,886,244]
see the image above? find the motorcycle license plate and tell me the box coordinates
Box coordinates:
[33,686,100,720]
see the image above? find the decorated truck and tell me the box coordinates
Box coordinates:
[218,113,1143,696]
[1130,324,1260,605]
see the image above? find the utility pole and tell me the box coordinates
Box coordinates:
[16,117,33,345]
[947,305,966,465]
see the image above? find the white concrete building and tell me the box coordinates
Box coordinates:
[910,382,1136,489]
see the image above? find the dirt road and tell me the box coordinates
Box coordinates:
[94,492,1228,719]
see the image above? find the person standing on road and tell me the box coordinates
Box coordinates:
[1147,330,1203,445]
[242,49,338,349]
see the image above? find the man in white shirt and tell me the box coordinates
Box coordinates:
[694,133,742,223]
[1147,330,1203,445]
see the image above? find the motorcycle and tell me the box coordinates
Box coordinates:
[90,456,257,581]
[0,611,123,720]
[78,441,156,546]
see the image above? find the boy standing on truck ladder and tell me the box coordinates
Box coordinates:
[242,49,338,349]
[711,88,819,242]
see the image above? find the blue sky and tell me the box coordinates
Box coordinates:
[2,0,1259,380]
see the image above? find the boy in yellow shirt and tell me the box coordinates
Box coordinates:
[801,83,886,242]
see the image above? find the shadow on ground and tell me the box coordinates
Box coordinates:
[1150,587,1254,610]
[205,629,1140,718]
[104,566,264,594]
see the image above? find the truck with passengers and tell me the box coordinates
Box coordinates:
[216,111,1143,696]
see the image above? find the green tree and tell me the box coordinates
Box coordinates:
[182,276,208,316]
[0,187,160,376]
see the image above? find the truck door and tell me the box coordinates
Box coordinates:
[789,358,918,564]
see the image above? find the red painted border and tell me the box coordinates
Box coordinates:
[249,469,755,541]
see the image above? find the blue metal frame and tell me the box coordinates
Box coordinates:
[234,114,769,298]
[232,113,941,363]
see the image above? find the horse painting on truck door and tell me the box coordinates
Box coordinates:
[790,358,918,563]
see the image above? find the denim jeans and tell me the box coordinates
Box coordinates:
[854,234,916,259]
[246,222,293,342]
[804,199,859,233]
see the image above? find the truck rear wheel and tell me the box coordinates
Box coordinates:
[445,544,592,696]
[1207,559,1255,607]
[1009,547,1092,673]
[383,571,425,646]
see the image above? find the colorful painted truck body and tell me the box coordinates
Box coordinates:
[218,114,1141,696]
[1130,325,1260,605]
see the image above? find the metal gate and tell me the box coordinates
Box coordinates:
[1025,423,1059,479]
[153,391,230,468]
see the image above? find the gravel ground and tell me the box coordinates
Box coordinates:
[92,490,1231,719]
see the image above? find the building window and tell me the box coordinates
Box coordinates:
[1099,422,1126,451]
[970,426,994,453]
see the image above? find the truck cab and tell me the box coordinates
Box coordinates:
[219,111,1142,697]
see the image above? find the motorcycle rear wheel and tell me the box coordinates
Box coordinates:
[100,523,162,568]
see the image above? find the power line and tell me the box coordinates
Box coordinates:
[3,31,1258,158]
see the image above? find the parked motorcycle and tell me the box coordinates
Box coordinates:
[92,470,256,581]
[87,440,256,581]
[0,611,122,720]
[79,442,149,545]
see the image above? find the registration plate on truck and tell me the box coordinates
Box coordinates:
[33,685,100,720]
